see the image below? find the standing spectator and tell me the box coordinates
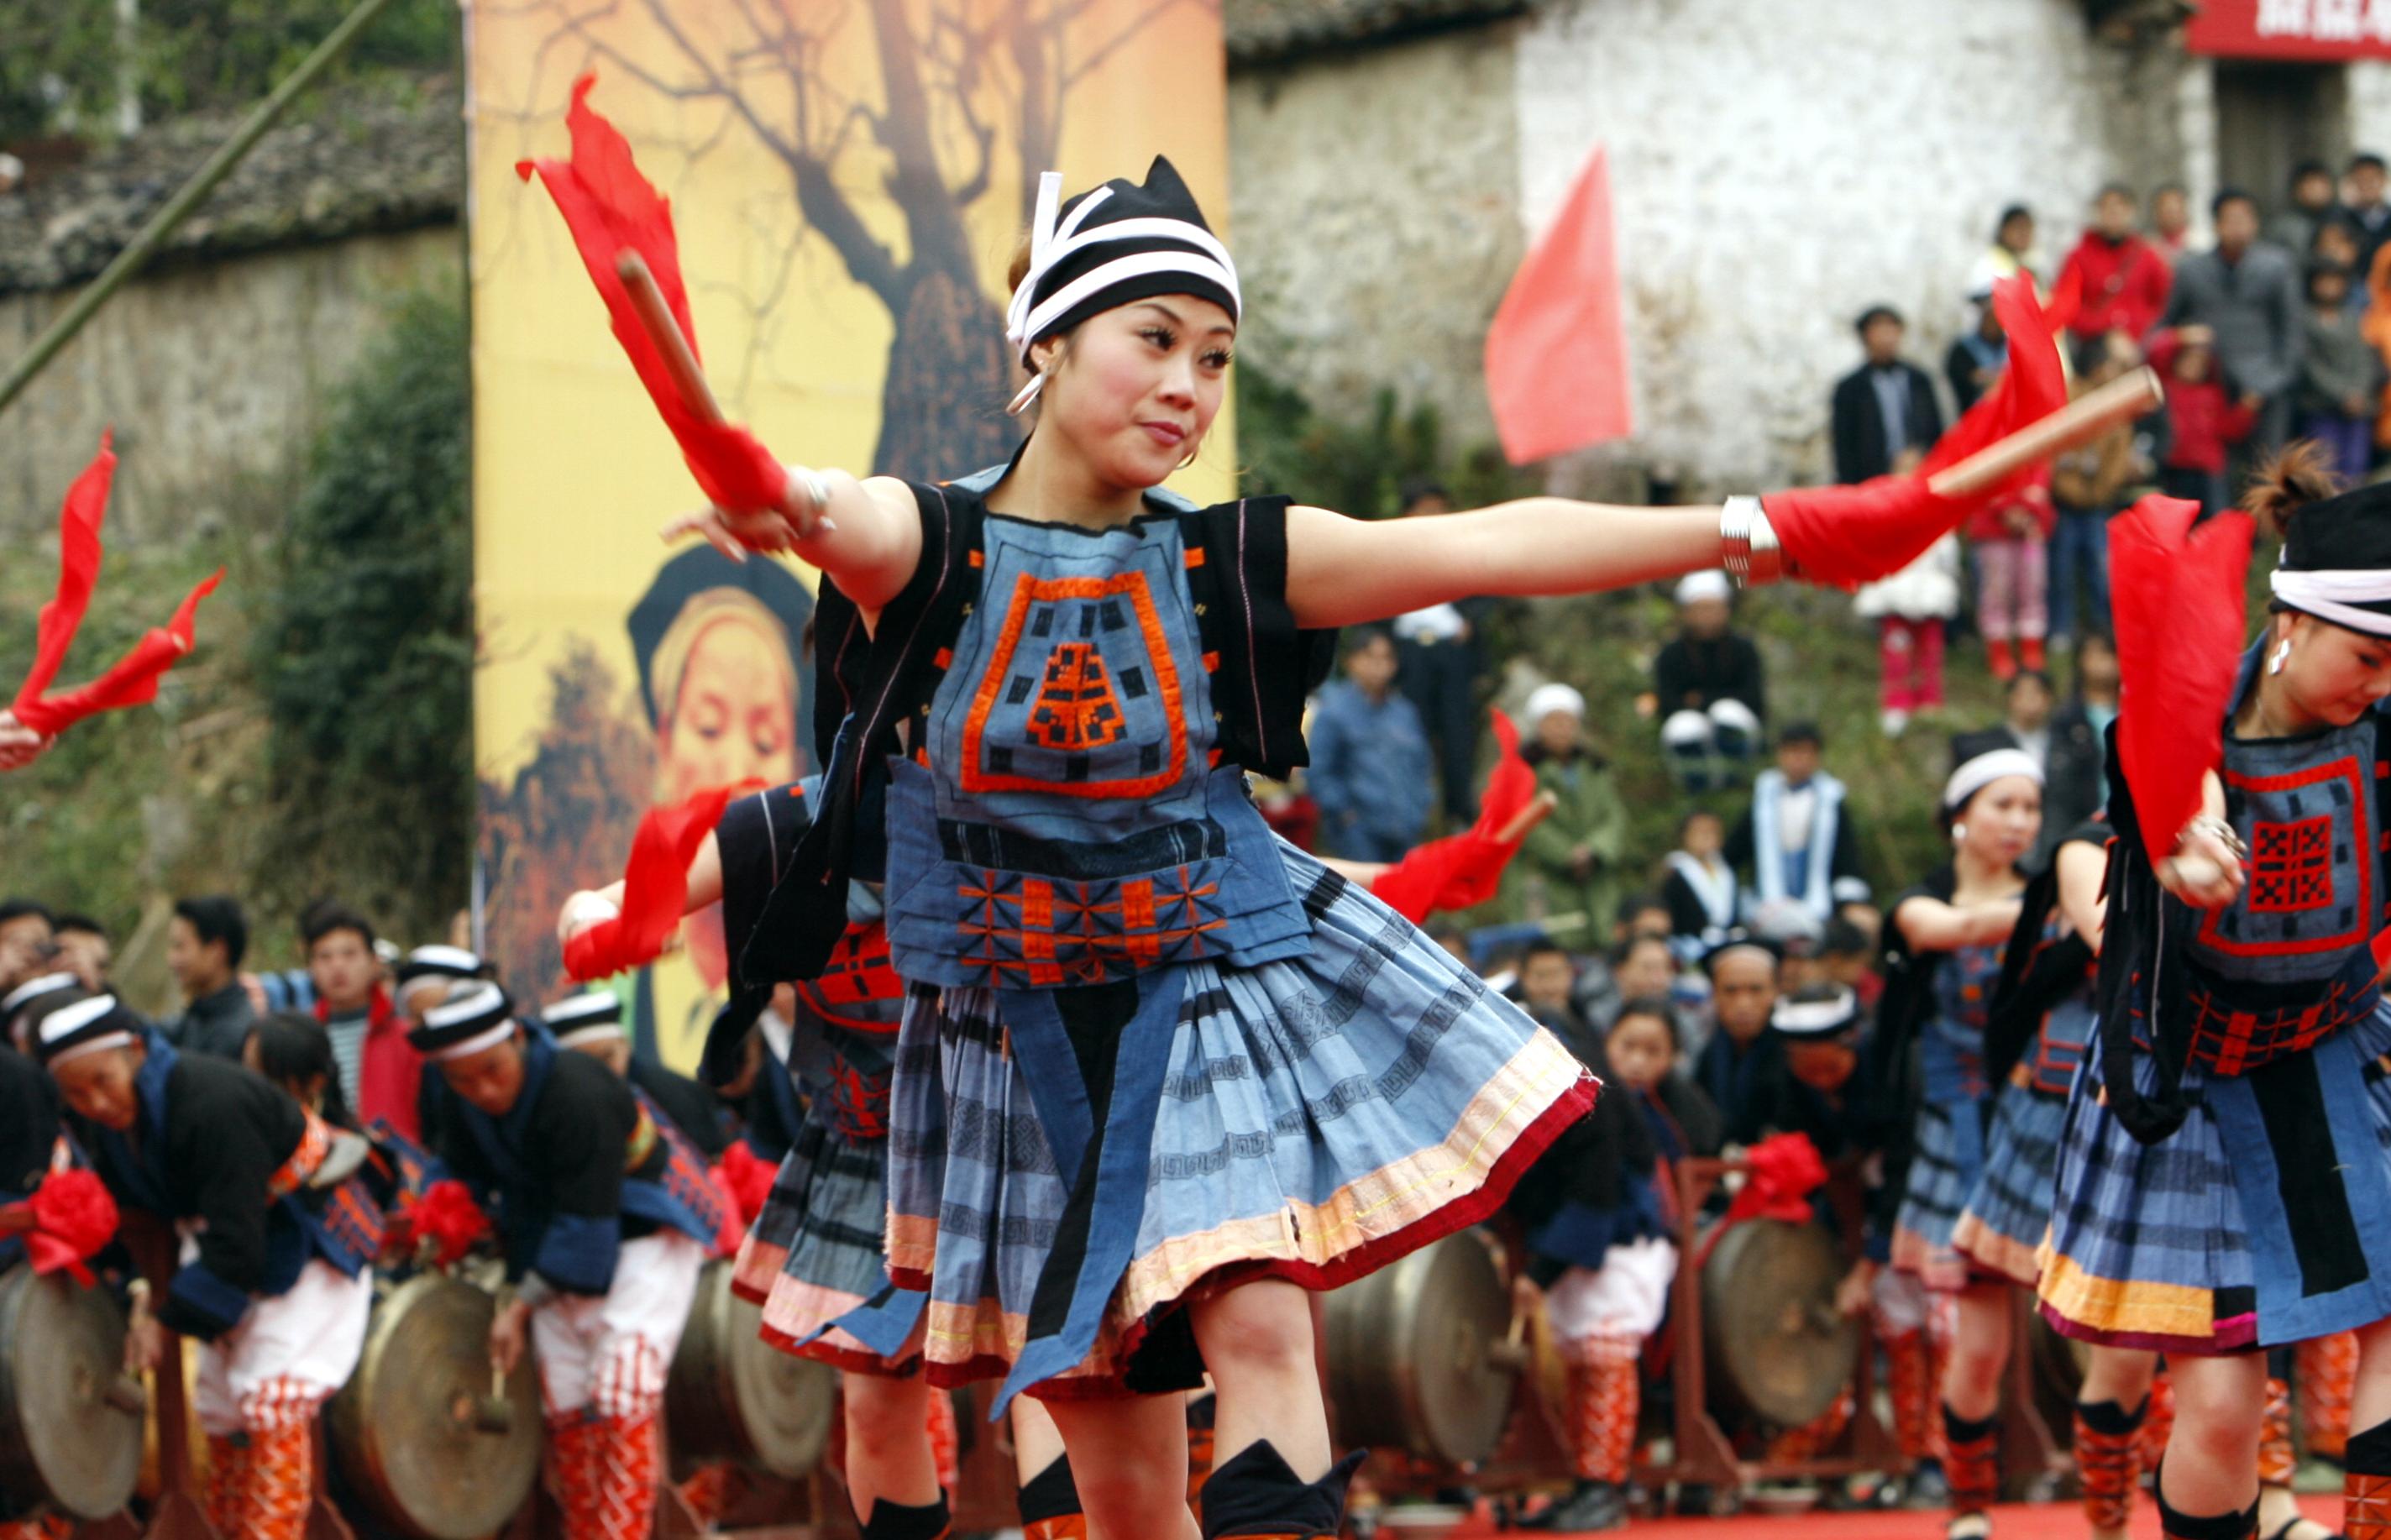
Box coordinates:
[1649,570,1765,790]
[2270,159,2344,259]
[1307,629,1433,862]
[302,903,427,1145]
[2340,152,2391,280]
[1969,204,2042,297]
[2048,336,2144,646]
[1727,724,1871,928]
[166,895,253,1059]
[2149,325,2259,513]
[0,900,55,999]
[2150,182,2194,266]
[2297,259,2381,483]
[1387,478,1491,827]
[1661,809,1740,962]
[2159,188,2302,468]
[1833,306,1946,485]
[1856,535,1961,737]
[2042,634,2120,852]
[2058,185,2173,344]
[52,914,110,992]
[1503,684,1628,949]
[1966,464,2056,680]
[1946,290,2007,415]
[1953,669,2058,788]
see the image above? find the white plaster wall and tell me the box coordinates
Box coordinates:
[1228,24,1527,445]
[2349,60,2391,160]
[1513,0,2164,489]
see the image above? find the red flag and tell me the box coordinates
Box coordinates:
[13,433,222,736]
[564,780,761,982]
[517,75,790,516]
[2110,495,2254,865]
[1371,710,1538,921]
[1486,147,1633,464]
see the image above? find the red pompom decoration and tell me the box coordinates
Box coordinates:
[1371,710,1538,922]
[1696,1132,1829,1268]
[714,1142,778,1228]
[27,1169,119,1286]
[409,1179,491,1270]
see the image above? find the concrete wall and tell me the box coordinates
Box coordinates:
[0,226,462,542]
[1228,22,1528,447]
[1512,0,2185,491]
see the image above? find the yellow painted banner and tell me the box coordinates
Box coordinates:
[467,0,1235,1069]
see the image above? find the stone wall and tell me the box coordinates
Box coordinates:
[1228,20,1528,448]
[0,226,461,542]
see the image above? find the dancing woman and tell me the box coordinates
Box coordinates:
[1879,749,2043,1540]
[572,156,2057,1537]
[2039,453,2391,1540]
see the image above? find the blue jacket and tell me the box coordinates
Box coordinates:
[1306,680,1433,847]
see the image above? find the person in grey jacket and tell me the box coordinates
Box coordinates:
[2158,188,2302,474]
[2297,259,2383,482]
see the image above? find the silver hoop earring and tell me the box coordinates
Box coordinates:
[2269,637,2293,676]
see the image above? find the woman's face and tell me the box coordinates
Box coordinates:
[1036,295,1234,491]
[1682,813,1722,858]
[2278,614,2391,729]
[660,616,799,804]
[1958,775,2042,868]
[1605,1014,1673,1093]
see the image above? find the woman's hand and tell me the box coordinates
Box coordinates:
[2158,821,2246,910]
[1833,1259,1875,1319]
[558,887,624,953]
[123,1296,166,1376]
[487,1297,533,1378]
[0,711,50,773]
[662,469,836,562]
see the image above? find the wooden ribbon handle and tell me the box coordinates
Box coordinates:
[1926,365,2164,501]
[1493,789,1560,846]
[614,251,725,427]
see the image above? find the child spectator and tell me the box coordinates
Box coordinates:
[2297,259,2381,483]
[1820,916,1884,1012]
[1306,628,1432,862]
[2150,182,2193,266]
[1966,463,2056,680]
[1648,571,1765,791]
[2048,335,2147,647]
[1946,290,2007,415]
[1661,809,1739,962]
[1504,684,1628,949]
[2058,186,2173,343]
[1854,534,1961,738]
[2148,324,2257,514]
[1727,724,1871,928]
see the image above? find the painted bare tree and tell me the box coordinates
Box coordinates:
[528,0,1205,477]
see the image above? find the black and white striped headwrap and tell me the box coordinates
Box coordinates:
[1770,985,1863,1040]
[543,991,623,1048]
[1004,155,1240,416]
[395,944,485,990]
[2272,482,2391,636]
[406,982,516,1063]
[3,971,79,1050]
[26,989,142,1068]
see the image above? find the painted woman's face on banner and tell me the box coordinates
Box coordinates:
[656,612,800,804]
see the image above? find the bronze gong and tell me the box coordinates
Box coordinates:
[1323,1230,1518,1469]
[663,1260,835,1480]
[1701,1219,1860,1429]
[328,1272,543,1540]
[0,1264,144,1522]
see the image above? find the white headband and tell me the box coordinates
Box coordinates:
[2,971,78,1019]
[545,993,624,1046]
[1944,747,2045,813]
[427,1022,514,1062]
[39,993,134,1067]
[418,982,516,1061]
[2270,568,2391,637]
[1772,988,1861,1038]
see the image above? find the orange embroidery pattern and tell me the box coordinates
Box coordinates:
[959,568,1188,799]
[1027,642,1125,752]
[954,865,1229,987]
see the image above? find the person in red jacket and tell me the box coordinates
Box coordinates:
[1964,464,2057,679]
[2148,326,2259,514]
[2058,185,2173,343]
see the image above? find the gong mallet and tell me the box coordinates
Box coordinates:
[1924,365,2164,500]
[473,1359,515,1435]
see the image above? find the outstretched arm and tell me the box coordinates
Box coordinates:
[664,470,924,620]
[1284,500,1725,631]
[0,711,48,773]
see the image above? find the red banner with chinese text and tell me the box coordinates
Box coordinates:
[2185,0,2391,61]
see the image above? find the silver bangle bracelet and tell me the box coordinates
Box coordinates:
[1719,496,1786,588]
